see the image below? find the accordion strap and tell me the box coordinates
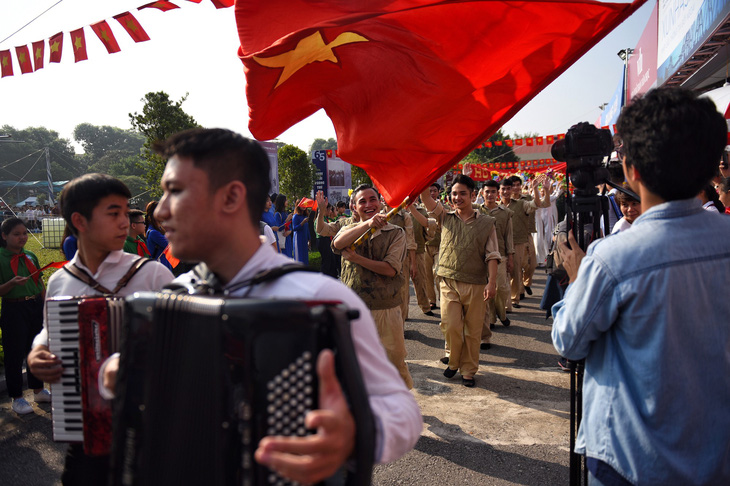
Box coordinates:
[63,257,151,295]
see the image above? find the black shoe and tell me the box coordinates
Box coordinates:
[558,358,571,372]
[501,317,511,327]
[424,310,435,317]
[480,342,491,350]
[525,286,533,296]
[443,367,457,379]
[430,303,438,310]
[462,377,475,387]
[513,303,521,309]
[520,293,525,300]
[489,323,495,330]
[440,356,449,365]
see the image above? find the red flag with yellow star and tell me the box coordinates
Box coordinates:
[237,0,647,205]
[49,32,63,63]
[32,40,45,71]
[15,46,33,74]
[91,21,121,54]
[0,50,13,77]
[139,1,180,11]
[114,12,151,43]
[70,28,88,63]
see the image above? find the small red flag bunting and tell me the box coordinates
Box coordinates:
[139,1,180,11]
[32,40,45,71]
[49,32,63,63]
[114,12,151,42]
[0,50,13,77]
[15,45,33,74]
[70,28,88,62]
[91,21,121,54]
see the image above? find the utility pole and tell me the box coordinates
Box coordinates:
[45,147,56,204]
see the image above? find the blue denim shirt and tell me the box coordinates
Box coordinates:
[552,198,730,485]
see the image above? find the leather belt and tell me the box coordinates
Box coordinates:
[3,294,42,303]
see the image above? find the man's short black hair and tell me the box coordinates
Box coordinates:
[153,128,270,226]
[128,209,145,222]
[511,176,523,185]
[500,178,513,188]
[451,174,475,192]
[59,173,131,236]
[484,180,499,189]
[430,182,442,192]
[617,87,727,201]
[336,201,347,209]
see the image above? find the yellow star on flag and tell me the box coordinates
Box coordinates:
[74,36,83,51]
[35,47,42,60]
[101,30,110,43]
[18,52,26,63]
[253,31,368,88]
[126,20,138,32]
[1,56,8,67]
[50,41,60,53]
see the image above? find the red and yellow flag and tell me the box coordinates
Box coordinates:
[49,32,63,63]
[1,50,13,77]
[139,0,180,10]
[91,21,121,54]
[70,28,88,62]
[32,41,44,71]
[237,0,647,205]
[15,45,33,74]
[114,12,151,42]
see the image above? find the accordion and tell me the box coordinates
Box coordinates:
[46,296,125,456]
[111,292,375,486]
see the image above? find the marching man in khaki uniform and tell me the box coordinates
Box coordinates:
[420,174,500,388]
[333,185,413,389]
[478,180,514,348]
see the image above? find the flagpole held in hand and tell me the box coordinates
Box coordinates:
[349,197,410,250]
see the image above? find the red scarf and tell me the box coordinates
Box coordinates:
[136,239,149,257]
[10,252,40,285]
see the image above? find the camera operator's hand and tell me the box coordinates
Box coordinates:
[559,229,585,283]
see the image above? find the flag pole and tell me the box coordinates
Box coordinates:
[350,196,410,249]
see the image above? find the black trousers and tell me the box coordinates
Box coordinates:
[317,237,338,278]
[0,298,44,398]
[62,444,110,486]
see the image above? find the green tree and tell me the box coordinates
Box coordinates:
[118,175,148,202]
[0,125,80,189]
[462,129,518,165]
[278,144,316,201]
[310,138,337,152]
[73,123,144,171]
[129,92,200,197]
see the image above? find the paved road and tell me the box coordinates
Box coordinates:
[0,272,571,485]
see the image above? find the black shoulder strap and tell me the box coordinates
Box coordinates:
[163,262,318,296]
[61,256,151,296]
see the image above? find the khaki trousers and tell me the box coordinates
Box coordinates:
[439,278,486,377]
[372,307,413,389]
[400,256,411,321]
[424,246,439,305]
[482,259,509,343]
[522,235,537,288]
[511,242,529,303]
[412,252,430,313]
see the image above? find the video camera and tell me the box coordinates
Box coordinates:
[551,122,613,192]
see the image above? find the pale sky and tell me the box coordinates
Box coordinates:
[1,0,654,154]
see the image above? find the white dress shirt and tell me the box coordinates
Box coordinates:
[33,250,175,348]
[174,242,423,464]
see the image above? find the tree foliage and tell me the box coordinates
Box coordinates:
[463,129,518,165]
[0,125,79,183]
[310,138,337,152]
[129,92,200,198]
[278,144,316,201]
[73,123,144,170]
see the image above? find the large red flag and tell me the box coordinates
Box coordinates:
[15,46,33,74]
[70,28,88,62]
[49,32,63,63]
[139,1,180,11]
[0,50,13,77]
[91,21,121,54]
[32,40,45,71]
[114,12,151,43]
[237,0,647,205]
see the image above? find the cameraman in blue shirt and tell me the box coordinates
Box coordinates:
[552,87,730,486]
